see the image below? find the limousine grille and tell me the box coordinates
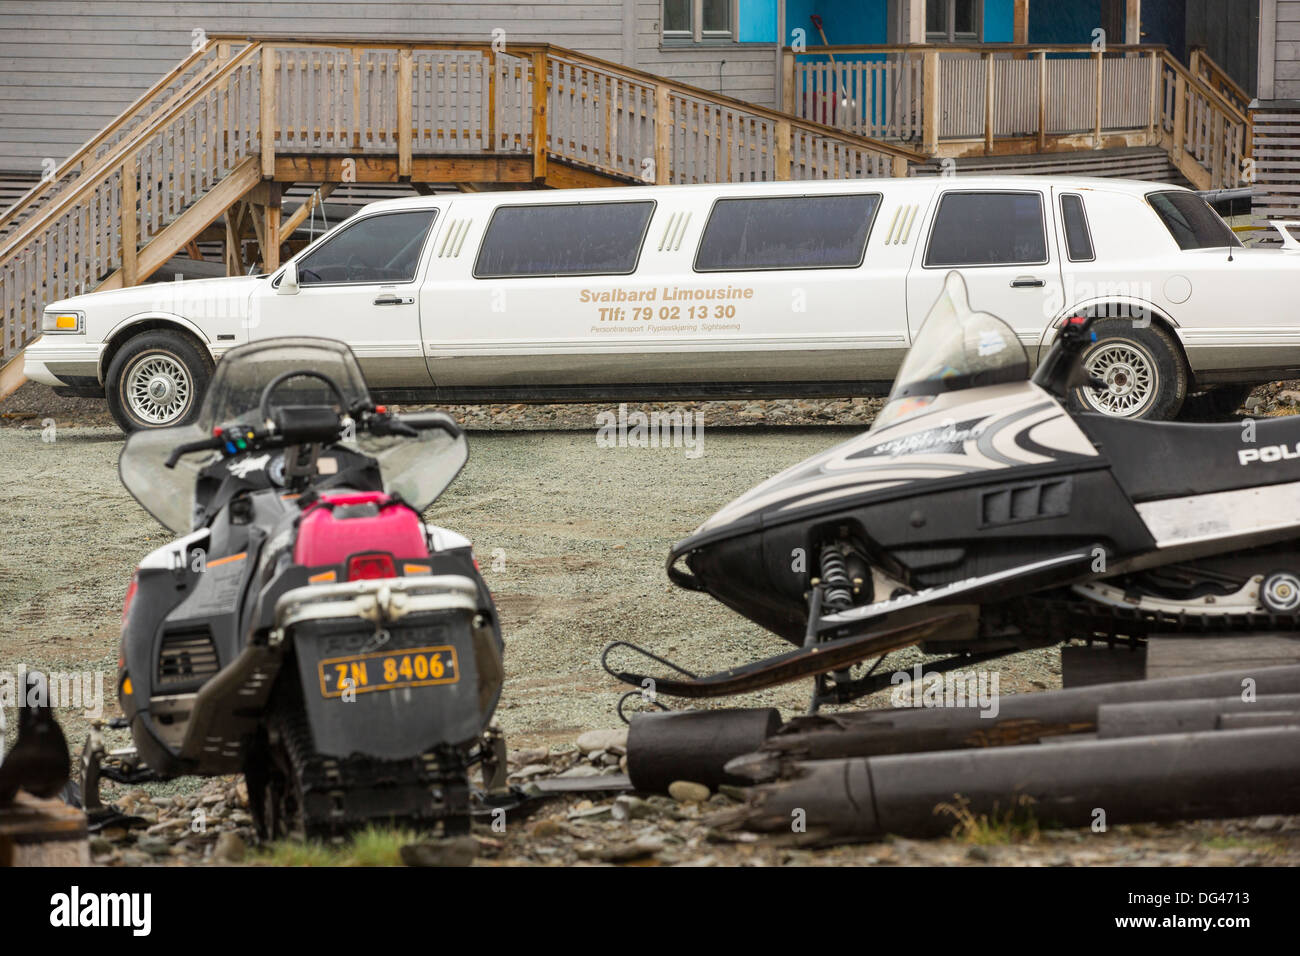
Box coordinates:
[882,203,921,245]
[658,211,693,252]
[438,218,474,257]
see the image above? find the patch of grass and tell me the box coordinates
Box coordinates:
[256,825,423,867]
[1201,835,1286,856]
[936,794,1040,845]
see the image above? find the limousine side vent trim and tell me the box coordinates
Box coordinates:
[882,204,920,246]
[438,219,474,258]
[658,211,693,252]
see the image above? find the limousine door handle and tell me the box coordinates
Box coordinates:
[373,294,414,306]
[1009,277,1046,289]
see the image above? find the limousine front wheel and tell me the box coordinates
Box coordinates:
[1071,320,1187,421]
[106,330,212,433]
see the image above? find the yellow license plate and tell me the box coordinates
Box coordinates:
[317,644,459,699]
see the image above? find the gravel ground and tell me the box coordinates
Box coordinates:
[2,385,1298,865]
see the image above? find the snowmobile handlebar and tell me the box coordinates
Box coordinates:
[1031,313,1106,399]
[162,407,462,468]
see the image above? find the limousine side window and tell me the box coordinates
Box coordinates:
[1146,190,1241,250]
[474,202,655,278]
[694,194,881,272]
[296,210,437,285]
[924,191,1047,267]
[1059,193,1095,262]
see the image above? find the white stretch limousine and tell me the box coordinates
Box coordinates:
[25,175,1300,430]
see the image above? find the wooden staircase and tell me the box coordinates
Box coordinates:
[0,35,922,368]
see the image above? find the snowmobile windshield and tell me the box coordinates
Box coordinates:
[119,337,467,531]
[874,271,1029,429]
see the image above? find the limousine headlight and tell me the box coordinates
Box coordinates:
[42,309,84,333]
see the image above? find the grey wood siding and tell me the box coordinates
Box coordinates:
[0,0,641,172]
[632,1,777,107]
[1262,0,1300,97]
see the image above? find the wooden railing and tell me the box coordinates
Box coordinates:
[0,36,920,365]
[784,44,1248,190]
[1189,47,1251,116]
[1157,51,1249,192]
[0,42,243,243]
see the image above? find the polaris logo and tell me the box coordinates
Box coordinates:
[1238,443,1300,466]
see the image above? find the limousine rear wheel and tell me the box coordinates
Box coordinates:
[106,330,212,433]
[1071,319,1187,421]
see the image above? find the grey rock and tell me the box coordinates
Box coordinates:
[576,728,628,755]
[668,780,710,803]
[611,795,654,822]
[508,763,551,780]
[557,764,602,779]
[401,836,478,867]
[213,832,247,863]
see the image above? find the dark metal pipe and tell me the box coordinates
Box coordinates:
[743,727,1300,839]
[627,707,781,793]
[1097,694,1300,737]
[752,664,1300,767]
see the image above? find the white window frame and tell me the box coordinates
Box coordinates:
[663,0,737,44]
[926,0,984,43]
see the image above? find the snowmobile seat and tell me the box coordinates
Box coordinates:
[1075,412,1300,503]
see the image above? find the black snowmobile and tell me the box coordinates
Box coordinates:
[87,337,506,838]
[605,272,1300,710]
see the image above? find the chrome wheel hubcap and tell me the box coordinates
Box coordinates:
[126,353,191,425]
[1084,343,1157,417]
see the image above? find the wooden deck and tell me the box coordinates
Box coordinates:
[784,43,1249,192]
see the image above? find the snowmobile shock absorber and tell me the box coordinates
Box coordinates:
[819,545,855,611]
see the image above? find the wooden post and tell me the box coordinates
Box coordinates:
[782,50,796,114]
[775,119,791,180]
[1013,0,1029,44]
[531,50,548,182]
[225,200,242,276]
[1125,0,1142,45]
[1037,51,1047,152]
[352,48,363,151]
[263,182,281,272]
[1172,68,1186,158]
[1094,48,1104,148]
[891,153,910,177]
[1147,49,1160,144]
[397,49,413,178]
[921,50,939,154]
[120,157,138,287]
[984,52,995,154]
[487,51,497,151]
[260,46,276,179]
[1211,111,1224,187]
[0,793,89,866]
[654,83,671,185]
